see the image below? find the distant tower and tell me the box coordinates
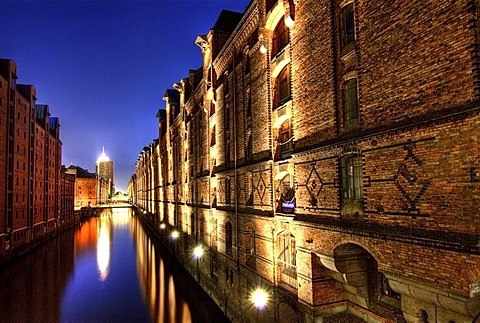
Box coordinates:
[96,147,114,200]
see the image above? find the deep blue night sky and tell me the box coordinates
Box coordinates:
[0,0,250,192]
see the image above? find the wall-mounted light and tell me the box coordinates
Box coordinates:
[260,44,268,54]
[285,15,294,28]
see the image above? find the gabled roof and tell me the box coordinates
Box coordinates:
[163,89,180,104]
[68,165,96,178]
[212,10,244,33]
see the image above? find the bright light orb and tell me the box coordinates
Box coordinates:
[171,230,179,239]
[160,223,166,229]
[251,288,268,310]
[193,245,203,259]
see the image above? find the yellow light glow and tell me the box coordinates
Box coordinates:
[97,222,110,281]
[171,230,179,239]
[160,223,166,229]
[251,288,268,310]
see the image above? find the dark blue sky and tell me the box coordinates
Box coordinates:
[0,0,250,192]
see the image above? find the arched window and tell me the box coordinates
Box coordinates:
[272,19,289,57]
[274,64,291,108]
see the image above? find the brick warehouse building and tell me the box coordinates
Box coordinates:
[134,0,480,322]
[0,58,75,263]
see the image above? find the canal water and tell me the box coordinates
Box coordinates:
[0,207,229,323]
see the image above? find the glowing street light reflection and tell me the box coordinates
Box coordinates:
[251,288,268,310]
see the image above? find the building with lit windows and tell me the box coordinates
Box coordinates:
[96,147,114,199]
[134,1,480,322]
[0,58,74,263]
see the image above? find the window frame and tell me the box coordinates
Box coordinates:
[340,3,355,55]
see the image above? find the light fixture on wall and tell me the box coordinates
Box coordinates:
[285,15,294,28]
[260,44,268,54]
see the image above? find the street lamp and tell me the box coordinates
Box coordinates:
[251,288,268,310]
[170,230,179,240]
[193,245,203,282]
[193,245,203,259]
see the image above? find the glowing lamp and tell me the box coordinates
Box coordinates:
[260,44,268,54]
[251,288,268,310]
[285,15,294,28]
[171,230,179,239]
[193,245,203,259]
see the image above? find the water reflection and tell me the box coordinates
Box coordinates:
[96,217,110,281]
[0,228,75,322]
[0,208,229,323]
[132,213,230,323]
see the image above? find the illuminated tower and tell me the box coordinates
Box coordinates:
[96,147,114,201]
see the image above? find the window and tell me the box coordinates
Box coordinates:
[244,53,250,75]
[278,118,293,155]
[277,231,296,278]
[246,130,253,162]
[274,64,291,107]
[225,177,231,205]
[210,125,216,147]
[343,78,358,122]
[340,3,355,55]
[225,221,232,256]
[245,88,252,118]
[341,154,364,215]
[272,19,289,57]
[378,273,401,300]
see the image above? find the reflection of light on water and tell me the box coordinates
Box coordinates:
[97,220,110,281]
[168,276,176,323]
[149,243,156,311]
[181,302,192,323]
[159,259,165,323]
[112,208,130,227]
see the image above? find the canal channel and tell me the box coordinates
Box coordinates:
[0,207,229,322]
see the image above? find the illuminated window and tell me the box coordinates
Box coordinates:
[340,3,355,55]
[277,231,296,278]
[278,118,292,155]
[272,19,289,57]
[343,78,358,122]
[274,64,291,108]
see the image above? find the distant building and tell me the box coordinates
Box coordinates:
[66,165,97,208]
[96,147,114,199]
[0,58,73,262]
